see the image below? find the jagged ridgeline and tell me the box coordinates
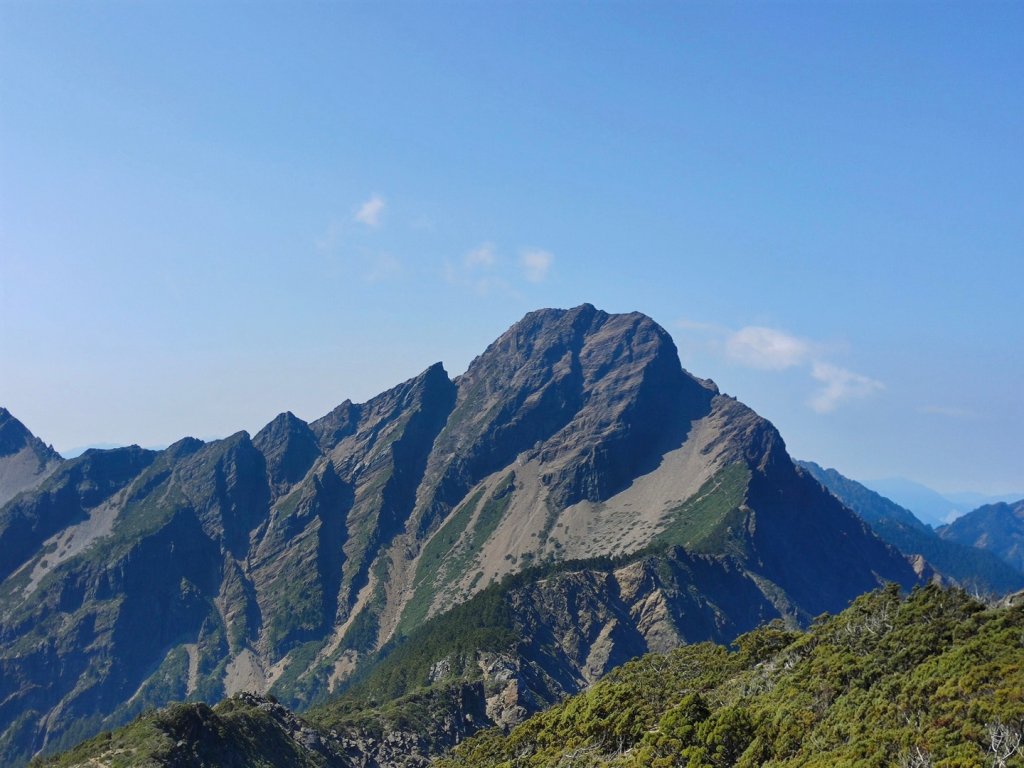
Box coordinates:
[2,305,925,765]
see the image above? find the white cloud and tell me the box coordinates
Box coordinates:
[520,249,553,283]
[809,362,884,413]
[465,243,496,269]
[443,243,509,296]
[726,326,811,370]
[354,194,385,228]
[679,320,884,413]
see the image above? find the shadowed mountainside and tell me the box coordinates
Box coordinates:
[938,498,1024,574]
[799,460,1024,595]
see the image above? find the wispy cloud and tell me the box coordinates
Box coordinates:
[354,194,385,228]
[316,201,401,283]
[725,326,811,370]
[808,362,884,413]
[677,319,884,414]
[444,242,509,296]
[520,249,553,283]
[444,243,553,295]
[465,243,496,269]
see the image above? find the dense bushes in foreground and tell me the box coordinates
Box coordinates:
[439,585,1024,768]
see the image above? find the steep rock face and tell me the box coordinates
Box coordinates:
[300,547,787,768]
[0,444,156,583]
[800,460,1024,593]
[938,499,1024,573]
[0,305,923,766]
[0,409,62,507]
[417,305,713,528]
[504,548,783,696]
[254,412,323,497]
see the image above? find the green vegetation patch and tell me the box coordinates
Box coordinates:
[396,487,486,635]
[36,696,334,768]
[652,462,751,554]
[314,578,516,717]
[439,584,1024,768]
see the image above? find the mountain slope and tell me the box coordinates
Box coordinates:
[0,409,62,507]
[439,584,1024,768]
[42,585,1024,768]
[799,460,1024,594]
[939,499,1024,573]
[0,305,922,766]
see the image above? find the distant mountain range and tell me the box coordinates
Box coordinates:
[798,461,1024,595]
[865,476,1024,527]
[938,499,1024,574]
[0,305,1017,767]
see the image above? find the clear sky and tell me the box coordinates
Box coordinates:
[1,2,1021,495]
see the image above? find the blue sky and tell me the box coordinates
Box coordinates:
[1,2,1021,495]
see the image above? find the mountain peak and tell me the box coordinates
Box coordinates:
[0,408,44,458]
[253,412,320,491]
[0,306,927,767]
[0,409,62,507]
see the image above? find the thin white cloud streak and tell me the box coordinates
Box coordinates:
[520,249,553,283]
[808,362,884,413]
[445,243,553,295]
[725,326,811,370]
[354,195,385,227]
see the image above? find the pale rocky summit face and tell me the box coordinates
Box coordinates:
[0,305,923,766]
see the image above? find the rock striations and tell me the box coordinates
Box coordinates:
[2,305,926,766]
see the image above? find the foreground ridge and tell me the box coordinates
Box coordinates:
[440,585,1024,768]
[39,586,1024,767]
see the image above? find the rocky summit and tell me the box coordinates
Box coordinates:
[1,305,927,766]
[0,408,62,508]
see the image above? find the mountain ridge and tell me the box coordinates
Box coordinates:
[798,460,1024,595]
[0,408,63,508]
[0,305,923,766]
[939,499,1024,574]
